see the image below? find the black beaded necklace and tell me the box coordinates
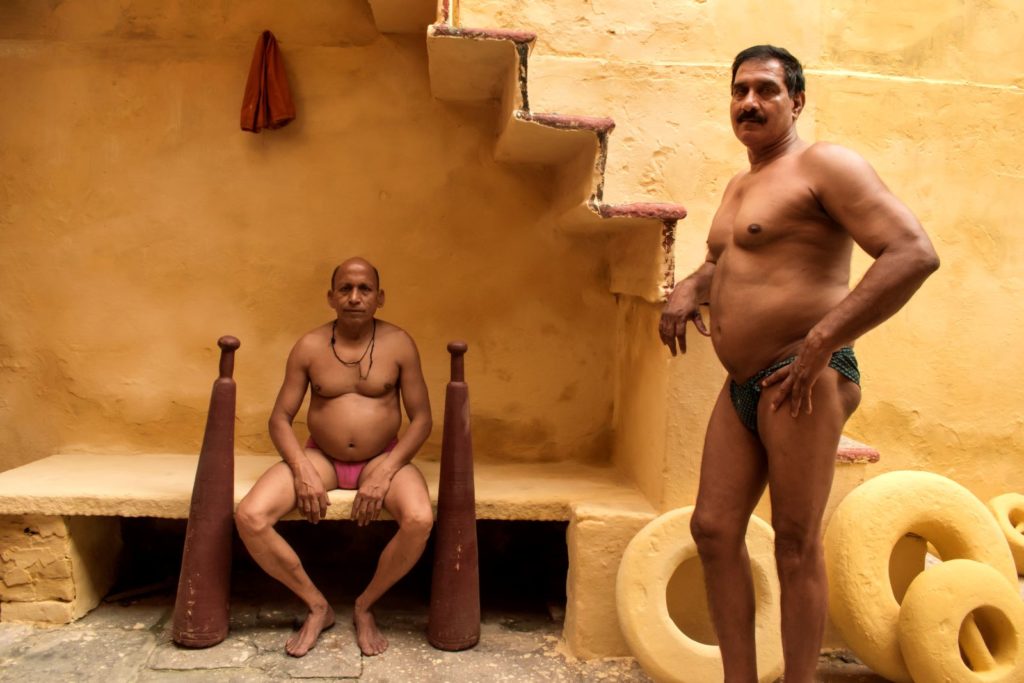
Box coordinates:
[330,319,375,380]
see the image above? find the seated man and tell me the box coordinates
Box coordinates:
[236,257,433,657]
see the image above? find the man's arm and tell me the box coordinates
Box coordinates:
[660,175,739,355]
[660,255,716,355]
[766,143,940,415]
[268,338,330,523]
[351,331,433,526]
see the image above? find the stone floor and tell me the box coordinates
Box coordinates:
[0,594,641,683]
[0,519,902,681]
[0,593,891,682]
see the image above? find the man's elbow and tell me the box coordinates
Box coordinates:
[915,244,940,278]
[897,235,940,279]
[267,411,291,433]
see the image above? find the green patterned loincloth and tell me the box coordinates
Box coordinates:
[729,347,860,434]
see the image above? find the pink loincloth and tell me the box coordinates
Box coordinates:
[305,436,398,490]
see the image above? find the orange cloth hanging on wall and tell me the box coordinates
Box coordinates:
[240,30,295,133]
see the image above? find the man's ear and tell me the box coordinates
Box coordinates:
[378,289,385,307]
[792,91,806,119]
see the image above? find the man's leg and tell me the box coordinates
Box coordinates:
[353,462,433,656]
[235,450,339,657]
[758,371,860,683]
[691,382,770,683]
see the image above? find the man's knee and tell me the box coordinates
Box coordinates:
[772,523,822,573]
[690,507,746,556]
[235,497,273,536]
[397,505,433,541]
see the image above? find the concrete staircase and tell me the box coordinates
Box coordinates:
[368,0,686,303]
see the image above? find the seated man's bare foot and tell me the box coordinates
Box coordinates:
[353,605,388,656]
[286,603,336,657]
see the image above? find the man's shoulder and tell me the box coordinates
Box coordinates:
[292,323,331,355]
[374,319,415,347]
[724,169,748,189]
[799,141,880,190]
[373,320,421,366]
[800,141,868,170]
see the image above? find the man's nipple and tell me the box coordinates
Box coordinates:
[747,223,763,234]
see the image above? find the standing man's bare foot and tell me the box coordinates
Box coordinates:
[286,603,336,657]
[353,602,389,656]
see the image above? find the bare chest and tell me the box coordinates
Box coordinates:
[309,356,399,400]
[714,171,838,252]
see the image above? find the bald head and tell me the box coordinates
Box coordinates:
[331,258,380,291]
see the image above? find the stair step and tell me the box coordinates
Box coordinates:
[368,0,438,34]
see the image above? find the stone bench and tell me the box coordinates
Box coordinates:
[0,452,658,657]
[0,437,877,657]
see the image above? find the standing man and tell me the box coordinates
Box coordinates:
[659,45,938,682]
[236,258,434,658]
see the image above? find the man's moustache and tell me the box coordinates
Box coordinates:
[737,111,765,124]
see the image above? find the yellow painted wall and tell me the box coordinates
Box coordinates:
[3,0,1023,511]
[0,1,621,470]
[463,0,1024,504]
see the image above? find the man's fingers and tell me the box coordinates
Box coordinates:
[355,496,370,526]
[660,310,714,356]
[802,376,816,415]
[362,502,376,526]
[304,501,315,524]
[790,377,804,417]
[693,311,711,337]
[668,320,684,354]
[661,318,678,355]
[762,365,790,388]
[658,317,672,348]
[769,375,794,412]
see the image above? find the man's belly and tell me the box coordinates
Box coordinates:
[710,282,847,382]
[307,395,401,462]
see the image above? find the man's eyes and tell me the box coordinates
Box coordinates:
[732,85,780,98]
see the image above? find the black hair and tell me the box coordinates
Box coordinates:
[731,45,805,97]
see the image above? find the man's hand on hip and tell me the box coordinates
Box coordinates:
[763,334,832,418]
